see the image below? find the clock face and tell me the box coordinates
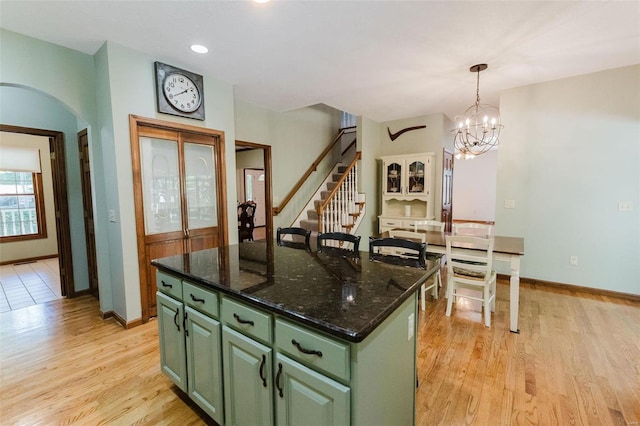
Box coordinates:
[162,72,202,113]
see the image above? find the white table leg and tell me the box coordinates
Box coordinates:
[509,255,521,333]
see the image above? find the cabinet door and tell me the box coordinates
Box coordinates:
[157,291,187,392]
[185,307,223,425]
[222,325,273,426]
[383,160,402,195]
[406,158,427,195]
[275,353,350,426]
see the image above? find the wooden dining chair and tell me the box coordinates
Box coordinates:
[388,230,439,309]
[317,232,361,254]
[276,227,311,251]
[445,234,497,327]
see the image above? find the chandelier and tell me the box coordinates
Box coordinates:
[452,64,503,159]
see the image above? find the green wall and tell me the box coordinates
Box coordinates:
[496,65,640,294]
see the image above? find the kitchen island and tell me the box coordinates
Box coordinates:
[152,241,439,426]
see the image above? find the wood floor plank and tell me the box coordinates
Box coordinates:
[1,280,638,425]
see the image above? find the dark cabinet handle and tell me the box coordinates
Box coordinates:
[275,362,283,398]
[183,311,188,337]
[173,308,180,332]
[259,354,267,387]
[291,339,323,357]
[161,280,173,289]
[190,294,205,303]
[233,313,255,326]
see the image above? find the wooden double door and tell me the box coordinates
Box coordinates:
[131,116,228,322]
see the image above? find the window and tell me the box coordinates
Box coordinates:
[0,171,47,241]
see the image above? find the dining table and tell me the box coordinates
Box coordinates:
[391,229,525,333]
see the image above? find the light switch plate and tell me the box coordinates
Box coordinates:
[504,199,516,209]
[108,210,117,223]
[618,201,633,211]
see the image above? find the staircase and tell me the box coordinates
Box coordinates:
[294,154,365,246]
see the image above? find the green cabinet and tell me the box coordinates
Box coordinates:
[222,325,273,426]
[157,282,224,425]
[185,306,223,424]
[157,291,187,392]
[275,353,350,426]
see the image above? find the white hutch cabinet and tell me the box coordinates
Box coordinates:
[378,153,436,233]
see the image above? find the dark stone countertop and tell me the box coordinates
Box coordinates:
[151,241,440,343]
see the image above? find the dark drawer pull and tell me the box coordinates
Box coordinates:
[291,339,323,357]
[275,362,283,398]
[233,313,255,326]
[173,308,180,332]
[259,354,267,387]
[190,293,205,303]
[161,280,173,289]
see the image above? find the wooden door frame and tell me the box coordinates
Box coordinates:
[0,124,75,297]
[129,115,229,323]
[441,148,454,233]
[235,140,273,243]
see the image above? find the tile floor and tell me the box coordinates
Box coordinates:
[0,258,62,313]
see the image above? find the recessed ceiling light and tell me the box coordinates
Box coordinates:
[190,44,208,54]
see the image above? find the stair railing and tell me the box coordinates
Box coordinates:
[273,126,356,216]
[318,151,363,234]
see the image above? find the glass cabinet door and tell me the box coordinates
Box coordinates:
[184,142,217,231]
[140,137,182,235]
[407,160,425,194]
[386,162,402,194]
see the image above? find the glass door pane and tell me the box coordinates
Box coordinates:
[407,160,425,194]
[184,142,217,230]
[386,162,402,194]
[140,136,182,235]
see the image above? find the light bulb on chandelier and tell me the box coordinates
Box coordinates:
[452,64,503,159]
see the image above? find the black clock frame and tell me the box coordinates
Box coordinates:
[155,61,205,121]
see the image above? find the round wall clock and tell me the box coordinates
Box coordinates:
[155,62,205,120]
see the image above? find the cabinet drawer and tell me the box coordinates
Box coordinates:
[380,218,402,228]
[183,282,219,318]
[157,271,183,300]
[275,319,350,382]
[221,296,272,344]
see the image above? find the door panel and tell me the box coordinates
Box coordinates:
[78,129,99,298]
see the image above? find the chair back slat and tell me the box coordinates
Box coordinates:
[453,222,493,237]
[317,232,361,253]
[277,227,311,251]
[369,237,426,269]
[413,220,445,232]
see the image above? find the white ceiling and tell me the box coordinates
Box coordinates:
[1,1,639,122]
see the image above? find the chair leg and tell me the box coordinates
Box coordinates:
[490,279,496,312]
[445,278,454,317]
[420,284,426,311]
[431,272,439,300]
[484,285,491,327]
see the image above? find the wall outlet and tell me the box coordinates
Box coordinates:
[504,199,516,209]
[618,201,633,211]
[407,313,414,341]
[570,256,578,266]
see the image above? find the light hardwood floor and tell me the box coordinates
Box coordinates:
[0,280,638,425]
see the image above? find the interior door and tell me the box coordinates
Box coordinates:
[244,168,265,227]
[131,116,227,322]
[441,149,454,232]
[78,129,99,298]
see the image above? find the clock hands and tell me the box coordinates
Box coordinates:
[172,88,190,97]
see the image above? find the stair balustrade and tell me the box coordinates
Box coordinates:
[318,152,363,234]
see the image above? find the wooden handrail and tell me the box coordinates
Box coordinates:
[317,151,361,214]
[273,127,354,215]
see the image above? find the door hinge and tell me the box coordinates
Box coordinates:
[50,152,56,160]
